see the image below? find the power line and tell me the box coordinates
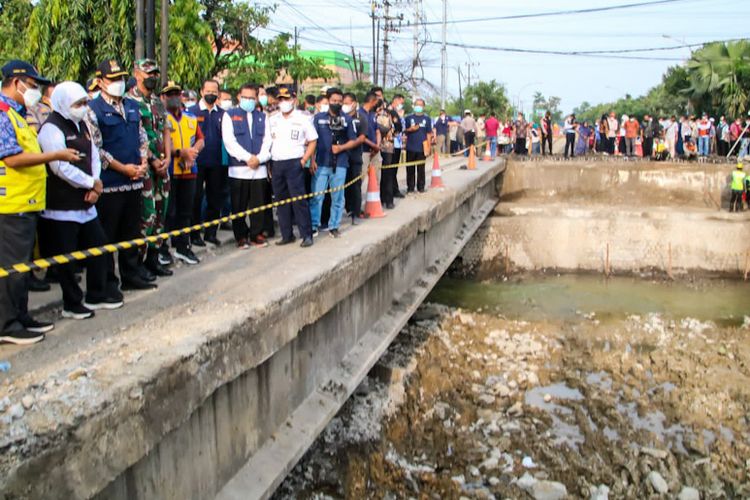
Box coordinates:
[429,42,685,61]
[306,0,697,31]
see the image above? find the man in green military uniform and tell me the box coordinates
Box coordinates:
[129,58,172,277]
[729,162,745,212]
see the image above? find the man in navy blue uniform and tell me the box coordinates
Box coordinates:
[188,79,225,248]
[404,98,433,193]
[310,88,358,238]
[85,59,154,291]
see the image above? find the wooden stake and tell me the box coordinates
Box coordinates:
[667,243,673,280]
[744,249,749,281]
[504,243,510,275]
[605,243,610,277]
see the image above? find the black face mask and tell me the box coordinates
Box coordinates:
[329,103,342,114]
[166,96,182,111]
[143,76,159,91]
[204,94,218,105]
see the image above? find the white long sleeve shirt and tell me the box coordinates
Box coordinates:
[221,111,272,180]
[38,121,101,223]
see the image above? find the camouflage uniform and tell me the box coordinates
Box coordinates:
[129,85,171,243]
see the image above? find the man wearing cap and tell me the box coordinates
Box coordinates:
[163,81,204,264]
[85,59,154,291]
[0,60,81,344]
[730,163,745,212]
[266,87,317,247]
[129,58,172,278]
[404,98,433,193]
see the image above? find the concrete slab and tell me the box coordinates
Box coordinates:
[0,156,504,499]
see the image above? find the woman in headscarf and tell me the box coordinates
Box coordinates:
[598,114,609,153]
[576,121,592,156]
[37,81,124,320]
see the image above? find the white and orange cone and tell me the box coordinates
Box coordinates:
[482,141,491,161]
[467,145,477,170]
[364,164,386,218]
[430,149,445,189]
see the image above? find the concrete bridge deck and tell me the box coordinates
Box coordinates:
[0,156,505,500]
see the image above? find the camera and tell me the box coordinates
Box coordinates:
[329,115,347,146]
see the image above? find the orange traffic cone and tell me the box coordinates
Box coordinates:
[467,145,477,170]
[482,141,491,161]
[430,149,445,189]
[363,164,386,218]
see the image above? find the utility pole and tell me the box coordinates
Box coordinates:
[411,0,421,89]
[382,0,390,86]
[456,65,463,110]
[465,61,479,87]
[440,0,447,110]
[145,0,155,59]
[135,0,145,60]
[160,0,168,85]
[293,27,299,94]
[371,1,378,86]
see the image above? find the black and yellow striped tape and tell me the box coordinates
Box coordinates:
[0,154,455,279]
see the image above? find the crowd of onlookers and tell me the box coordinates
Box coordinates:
[433,109,750,161]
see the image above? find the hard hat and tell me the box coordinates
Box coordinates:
[737,162,744,170]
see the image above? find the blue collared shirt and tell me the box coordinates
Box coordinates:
[0,93,25,159]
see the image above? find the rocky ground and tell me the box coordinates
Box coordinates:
[274,302,750,499]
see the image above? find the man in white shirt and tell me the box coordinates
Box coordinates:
[266,87,318,247]
[222,83,272,249]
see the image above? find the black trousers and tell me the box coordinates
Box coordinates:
[564,133,576,157]
[230,177,267,242]
[0,212,37,332]
[392,147,402,194]
[193,165,225,239]
[514,138,527,155]
[345,160,363,216]
[406,150,426,192]
[380,151,395,205]
[167,177,197,253]
[730,190,744,212]
[541,133,553,155]
[718,140,729,157]
[38,217,108,309]
[618,136,626,155]
[643,137,654,158]
[606,137,616,154]
[272,158,312,240]
[98,189,142,288]
[465,131,476,148]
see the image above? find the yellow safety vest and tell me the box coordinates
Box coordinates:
[167,112,199,177]
[0,105,46,213]
[731,170,745,191]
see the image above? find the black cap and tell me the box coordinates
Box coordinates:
[160,80,182,95]
[1,60,51,85]
[96,59,128,79]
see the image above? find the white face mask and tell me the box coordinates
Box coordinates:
[106,80,126,98]
[185,100,197,108]
[69,105,88,123]
[90,91,101,100]
[342,103,353,114]
[219,99,233,110]
[279,100,294,114]
[19,81,42,108]
[319,104,329,114]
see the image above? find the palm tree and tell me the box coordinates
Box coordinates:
[685,40,750,117]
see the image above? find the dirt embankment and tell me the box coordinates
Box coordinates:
[275,304,750,499]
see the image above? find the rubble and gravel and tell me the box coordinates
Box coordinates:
[274,297,750,499]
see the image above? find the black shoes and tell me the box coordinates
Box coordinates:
[83,296,124,310]
[29,274,51,292]
[394,191,405,198]
[204,235,221,246]
[385,203,395,209]
[300,237,314,248]
[145,249,173,277]
[329,229,341,238]
[276,237,297,246]
[0,328,45,345]
[62,304,95,320]
[158,245,174,266]
[19,316,55,334]
[174,248,200,265]
[191,235,206,247]
[122,276,158,290]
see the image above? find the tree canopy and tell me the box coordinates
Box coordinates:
[5,0,332,90]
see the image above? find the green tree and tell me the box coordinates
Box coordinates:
[463,79,510,116]
[165,0,214,90]
[26,0,134,83]
[0,0,33,61]
[685,40,750,117]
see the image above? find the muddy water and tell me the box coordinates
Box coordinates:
[274,275,750,499]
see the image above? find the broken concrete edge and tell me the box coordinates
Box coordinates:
[0,158,505,499]
[216,199,498,500]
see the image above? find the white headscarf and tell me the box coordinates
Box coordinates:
[51,81,88,123]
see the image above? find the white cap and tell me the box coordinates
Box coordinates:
[464,109,471,115]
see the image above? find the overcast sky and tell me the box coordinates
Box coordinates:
[258,0,749,112]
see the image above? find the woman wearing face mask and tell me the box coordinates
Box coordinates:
[37,81,124,321]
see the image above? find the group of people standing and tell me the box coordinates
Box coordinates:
[0,57,438,345]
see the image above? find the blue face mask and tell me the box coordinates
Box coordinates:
[240,98,256,112]
[414,106,424,114]
[258,95,268,107]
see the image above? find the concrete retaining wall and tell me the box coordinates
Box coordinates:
[0,158,504,500]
